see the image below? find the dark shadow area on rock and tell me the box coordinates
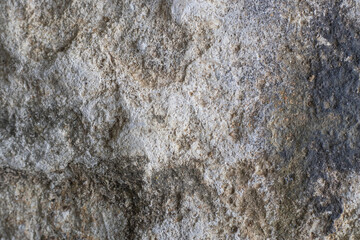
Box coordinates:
[307,0,360,175]
[272,0,360,237]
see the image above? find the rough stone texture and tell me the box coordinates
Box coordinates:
[1,0,360,239]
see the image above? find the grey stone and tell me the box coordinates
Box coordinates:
[1,0,360,239]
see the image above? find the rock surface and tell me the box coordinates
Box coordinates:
[1,0,360,239]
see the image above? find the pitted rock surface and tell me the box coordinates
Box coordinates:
[1,0,360,239]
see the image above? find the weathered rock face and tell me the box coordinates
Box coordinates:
[1,0,360,239]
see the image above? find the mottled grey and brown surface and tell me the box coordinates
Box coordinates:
[1,0,360,239]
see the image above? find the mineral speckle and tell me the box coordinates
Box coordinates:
[1,0,360,239]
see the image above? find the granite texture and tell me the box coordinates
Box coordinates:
[1,0,360,239]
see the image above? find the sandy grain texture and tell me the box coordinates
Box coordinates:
[1,0,360,239]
